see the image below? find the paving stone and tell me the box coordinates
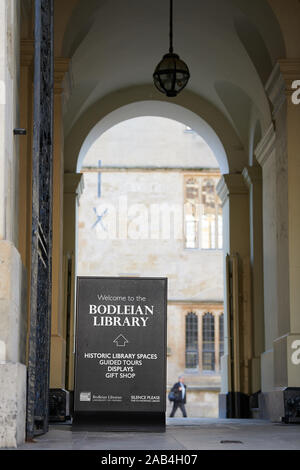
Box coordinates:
[10,418,300,450]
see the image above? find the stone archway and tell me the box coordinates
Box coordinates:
[62,93,256,420]
[64,86,247,175]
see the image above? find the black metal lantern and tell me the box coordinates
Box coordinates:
[153,0,190,97]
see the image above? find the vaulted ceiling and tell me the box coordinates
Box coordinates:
[53,0,287,171]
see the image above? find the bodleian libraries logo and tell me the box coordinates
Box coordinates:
[90,196,209,241]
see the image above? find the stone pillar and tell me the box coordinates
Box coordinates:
[242,166,264,394]
[217,174,251,418]
[19,39,34,356]
[255,125,277,398]
[279,60,300,391]
[63,173,84,391]
[49,58,70,390]
[18,39,33,269]
[0,243,27,447]
[256,60,300,421]
[0,0,27,448]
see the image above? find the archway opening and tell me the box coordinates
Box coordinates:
[76,116,225,419]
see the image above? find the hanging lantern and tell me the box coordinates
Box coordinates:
[153,0,190,97]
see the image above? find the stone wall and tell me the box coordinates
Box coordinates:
[78,171,223,302]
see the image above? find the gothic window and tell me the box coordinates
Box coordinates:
[184,178,199,249]
[202,312,215,371]
[201,178,222,250]
[185,312,199,369]
[184,175,222,250]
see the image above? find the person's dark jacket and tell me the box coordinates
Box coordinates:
[171,382,187,404]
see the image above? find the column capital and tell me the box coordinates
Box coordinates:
[216,174,248,206]
[54,57,70,95]
[255,123,276,168]
[242,165,262,189]
[64,173,84,200]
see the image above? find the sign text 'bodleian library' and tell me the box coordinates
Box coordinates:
[74,277,167,414]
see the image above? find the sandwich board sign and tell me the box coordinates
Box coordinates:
[73,277,167,430]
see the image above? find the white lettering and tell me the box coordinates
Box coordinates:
[291,339,300,365]
[145,305,154,315]
[140,317,149,327]
[101,455,135,467]
[89,304,97,314]
[291,80,300,105]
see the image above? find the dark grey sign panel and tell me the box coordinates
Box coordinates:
[74,277,167,415]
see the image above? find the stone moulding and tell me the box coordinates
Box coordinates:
[254,123,276,168]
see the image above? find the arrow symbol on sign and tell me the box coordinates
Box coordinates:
[113,334,129,347]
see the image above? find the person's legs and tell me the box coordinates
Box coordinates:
[170,402,179,417]
[179,403,187,417]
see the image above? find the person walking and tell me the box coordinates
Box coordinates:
[169,375,187,418]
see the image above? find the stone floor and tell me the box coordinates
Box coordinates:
[9,418,300,450]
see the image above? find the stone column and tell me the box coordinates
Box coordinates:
[63,173,84,391]
[255,125,277,398]
[256,60,300,421]
[242,166,264,395]
[217,174,251,418]
[18,39,33,269]
[18,39,34,360]
[49,58,70,390]
[279,60,300,392]
[0,0,27,448]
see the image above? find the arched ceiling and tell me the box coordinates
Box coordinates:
[65,85,248,174]
[76,99,229,174]
[57,0,286,171]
